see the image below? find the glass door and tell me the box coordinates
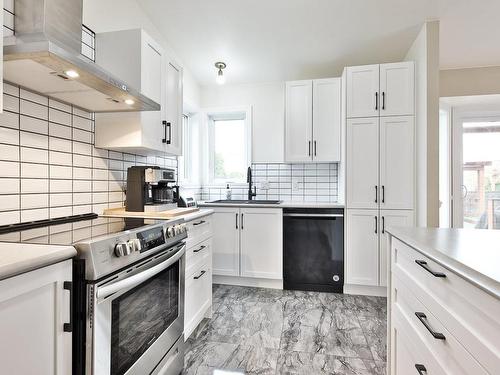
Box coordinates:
[453,116,500,229]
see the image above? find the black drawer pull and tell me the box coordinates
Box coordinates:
[194,270,206,280]
[415,312,446,340]
[63,281,73,332]
[415,364,427,374]
[193,245,206,253]
[415,260,446,278]
[193,220,206,226]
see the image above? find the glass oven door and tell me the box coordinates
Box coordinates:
[92,243,185,375]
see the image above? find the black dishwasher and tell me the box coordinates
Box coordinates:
[283,208,344,293]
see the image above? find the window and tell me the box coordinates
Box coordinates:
[208,109,251,184]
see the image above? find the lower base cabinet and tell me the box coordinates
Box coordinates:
[0,260,72,375]
[346,208,413,288]
[212,207,283,280]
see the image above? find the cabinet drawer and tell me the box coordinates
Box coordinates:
[392,272,488,375]
[186,216,212,247]
[186,238,211,278]
[392,238,500,373]
[185,260,212,338]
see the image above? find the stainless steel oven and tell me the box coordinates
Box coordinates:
[74,219,188,375]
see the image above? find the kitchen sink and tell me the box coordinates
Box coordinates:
[207,199,282,205]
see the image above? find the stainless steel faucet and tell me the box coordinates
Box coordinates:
[247,166,256,200]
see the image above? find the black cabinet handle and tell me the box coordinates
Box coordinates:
[374,216,378,234]
[415,312,446,340]
[63,281,73,332]
[194,270,206,280]
[382,185,385,203]
[314,141,317,156]
[375,92,378,110]
[162,121,172,144]
[193,220,206,226]
[382,216,385,234]
[375,186,378,203]
[235,213,238,229]
[193,245,206,253]
[415,260,446,278]
[415,364,427,374]
[308,141,311,156]
[382,92,385,110]
[241,213,244,230]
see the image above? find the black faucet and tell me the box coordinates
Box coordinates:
[247,166,256,200]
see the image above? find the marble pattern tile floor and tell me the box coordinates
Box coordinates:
[183,284,387,375]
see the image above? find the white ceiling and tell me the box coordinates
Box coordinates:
[139,0,500,86]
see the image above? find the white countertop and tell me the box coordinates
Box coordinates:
[387,226,500,299]
[181,208,214,222]
[198,201,344,209]
[0,243,76,280]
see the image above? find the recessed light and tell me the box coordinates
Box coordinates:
[124,99,135,105]
[64,70,79,78]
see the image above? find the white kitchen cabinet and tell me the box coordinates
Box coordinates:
[346,64,380,118]
[378,209,414,287]
[164,61,183,156]
[346,209,379,286]
[285,78,341,162]
[240,207,283,279]
[346,62,414,118]
[379,62,415,116]
[212,207,240,276]
[346,117,379,209]
[0,260,72,375]
[380,116,415,210]
[212,207,283,280]
[94,29,183,156]
[285,80,313,162]
[312,78,341,162]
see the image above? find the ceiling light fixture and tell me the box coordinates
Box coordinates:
[215,62,226,85]
[64,69,79,78]
[124,99,135,105]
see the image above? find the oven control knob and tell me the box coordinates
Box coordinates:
[166,226,175,238]
[181,223,187,233]
[175,225,182,235]
[129,238,142,252]
[114,242,130,257]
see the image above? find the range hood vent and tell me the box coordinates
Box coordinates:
[3,0,160,112]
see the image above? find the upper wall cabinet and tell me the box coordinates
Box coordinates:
[94,29,183,156]
[346,62,414,118]
[285,78,341,162]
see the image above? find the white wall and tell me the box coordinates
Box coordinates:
[83,0,201,108]
[440,66,500,98]
[200,82,285,163]
[404,20,440,227]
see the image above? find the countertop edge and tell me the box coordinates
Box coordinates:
[181,209,214,222]
[386,228,500,300]
[198,201,345,209]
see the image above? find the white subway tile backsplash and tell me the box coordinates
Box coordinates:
[50,165,72,179]
[0,194,20,211]
[50,180,72,193]
[49,122,72,139]
[49,108,71,126]
[0,210,20,225]
[21,147,48,164]
[50,193,72,207]
[20,89,48,105]
[21,163,48,178]
[0,111,19,129]
[0,144,20,161]
[20,131,48,148]
[20,115,49,134]
[21,179,49,194]
[0,127,19,145]
[20,100,48,120]
[73,128,92,143]
[0,161,19,177]
[3,94,19,112]
[48,99,71,113]
[21,194,49,210]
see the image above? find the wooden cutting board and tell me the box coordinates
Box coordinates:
[101,207,199,219]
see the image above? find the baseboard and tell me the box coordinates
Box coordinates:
[343,284,387,297]
[213,275,283,289]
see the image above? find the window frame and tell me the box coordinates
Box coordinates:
[206,106,252,185]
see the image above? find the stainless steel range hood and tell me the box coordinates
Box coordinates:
[3,0,160,112]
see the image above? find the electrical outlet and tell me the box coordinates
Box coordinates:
[260,181,270,190]
[292,181,301,192]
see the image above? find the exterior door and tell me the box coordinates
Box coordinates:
[380,116,415,209]
[346,64,380,118]
[312,78,341,162]
[379,209,414,287]
[240,208,283,279]
[285,80,313,162]
[211,207,240,276]
[346,209,379,286]
[165,61,183,156]
[346,117,379,209]
[380,62,414,117]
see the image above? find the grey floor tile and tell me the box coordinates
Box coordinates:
[358,315,387,362]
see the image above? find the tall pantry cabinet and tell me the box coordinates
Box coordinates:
[345,61,415,293]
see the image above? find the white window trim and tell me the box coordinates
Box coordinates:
[204,106,252,186]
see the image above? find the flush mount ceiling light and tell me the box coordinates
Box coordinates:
[64,69,79,78]
[124,99,135,105]
[215,62,226,85]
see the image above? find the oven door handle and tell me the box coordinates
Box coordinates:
[96,244,185,300]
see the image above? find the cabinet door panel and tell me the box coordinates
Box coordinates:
[165,61,183,156]
[380,116,414,210]
[212,208,240,276]
[142,38,163,104]
[346,65,379,118]
[379,209,414,287]
[380,62,414,116]
[240,208,283,279]
[346,118,379,209]
[312,78,341,162]
[285,80,312,162]
[346,209,379,286]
